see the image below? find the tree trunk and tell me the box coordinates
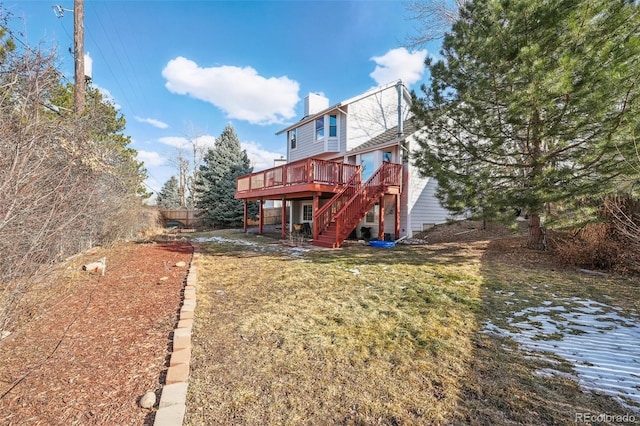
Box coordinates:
[527,212,547,250]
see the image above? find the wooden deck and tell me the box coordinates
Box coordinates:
[235,158,361,201]
[236,159,404,245]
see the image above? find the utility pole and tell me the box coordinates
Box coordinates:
[73,0,84,116]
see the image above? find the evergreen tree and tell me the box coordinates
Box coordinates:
[197,124,258,227]
[156,176,181,209]
[411,0,640,249]
[206,162,255,227]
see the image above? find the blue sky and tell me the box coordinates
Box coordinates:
[6,0,440,197]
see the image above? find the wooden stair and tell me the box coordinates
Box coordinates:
[312,162,400,248]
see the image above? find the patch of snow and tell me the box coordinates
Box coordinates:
[191,236,259,246]
[190,236,310,258]
[484,298,640,412]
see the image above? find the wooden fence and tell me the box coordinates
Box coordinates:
[158,209,203,228]
[247,207,283,226]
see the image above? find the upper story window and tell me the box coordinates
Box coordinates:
[289,129,297,150]
[315,117,324,141]
[329,114,337,138]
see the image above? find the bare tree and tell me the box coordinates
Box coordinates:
[164,123,211,208]
[0,34,155,332]
[404,0,468,45]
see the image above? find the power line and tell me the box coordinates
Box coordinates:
[102,2,151,108]
[86,1,145,114]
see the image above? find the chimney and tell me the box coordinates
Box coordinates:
[304,93,329,117]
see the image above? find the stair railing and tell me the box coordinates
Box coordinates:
[314,166,362,236]
[332,163,393,245]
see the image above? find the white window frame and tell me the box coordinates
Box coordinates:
[301,202,313,222]
[315,117,324,141]
[329,114,338,139]
[289,128,297,150]
[365,204,379,224]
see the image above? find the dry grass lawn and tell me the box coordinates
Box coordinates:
[184,225,639,425]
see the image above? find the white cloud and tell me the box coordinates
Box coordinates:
[158,136,189,149]
[93,84,122,110]
[136,150,166,167]
[158,135,217,150]
[193,135,216,149]
[369,48,428,86]
[135,116,169,129]
[162,57,300,125]
[154,137,283,170]
[241,141,285,171]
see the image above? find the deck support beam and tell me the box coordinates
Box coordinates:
[281,197,287,238]
[258,199,264,235]
[395,193,400,240]
[243,200,248,233]
[378,195,385,241]
[312,193,319,241]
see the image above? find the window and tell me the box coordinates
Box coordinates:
[361,152,375,181]
[383,151,392,162]
[329,114,337,137]
[302,204,313,222]
[289,129,297,150]
[315,117,324,140]
[365,204,378,223]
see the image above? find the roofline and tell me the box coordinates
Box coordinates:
[276,80,412,136]
[346,138,404,156]
[345,119,417,155]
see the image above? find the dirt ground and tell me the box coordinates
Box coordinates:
[0,240,193,426]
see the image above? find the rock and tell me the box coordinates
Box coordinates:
[0,330,10,340]
[175,261,187,268]
[139,391,156,409]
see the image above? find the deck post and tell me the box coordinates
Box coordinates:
[258,199,264,235]
[378,195,385,241]
[243,200,248,233]
[281,197,287,238]
[395,193,400,240]
[312,193,319,240]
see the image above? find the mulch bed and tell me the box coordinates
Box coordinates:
[0,241,192,426]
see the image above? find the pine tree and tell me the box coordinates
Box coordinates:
[411,0,640,249]
[156,176,181,209]
[197,124,258,227]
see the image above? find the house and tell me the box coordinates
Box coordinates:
[235,80,453,248]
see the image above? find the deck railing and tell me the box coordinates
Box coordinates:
[236,158,360,194]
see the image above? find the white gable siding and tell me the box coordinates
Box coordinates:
[288,119,320,162]
[288,112,347,162]
[346,86,411,151]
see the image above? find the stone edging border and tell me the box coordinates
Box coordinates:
[153,243,199,426]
